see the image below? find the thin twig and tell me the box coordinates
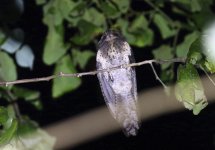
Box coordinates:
[200,66,215,87]
[0,58,186,87]
[149,62,167,89]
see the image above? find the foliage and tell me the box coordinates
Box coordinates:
[0,0,215,148]
[175,63,208,115]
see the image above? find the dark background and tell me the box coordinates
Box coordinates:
[1,0,215,150]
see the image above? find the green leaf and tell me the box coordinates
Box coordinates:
[42,0,78,28]
[12,86,40,100]
[160,68,174,82]
[175,63,208,115]
[171,0,201,12]
[128,29,153,47]
[0,119,18,145]
[43,25,68,65]
[35,0,46,5]
[71,20,103,45]
[0,128,56,149]
[176,31,199,57]
[100,1,120,19]
[58,0,76,20]
[117,16,153,47]
[203,60,215,73]
[112,0,130,13]
[17,117,38,136]
[43,0,76,26]
[129,15,153,47]
[82,8,106,27]
[0,106,18,145]
[191,0,201,12]
[153,13,175,39]
[0,107,9,124]
[43,1,62,26]
[67,1,86,26]
[52,55,81,98]
[12,86,43,110]
[187,38,203,65]
[152,45,173,70]
[0,51,17,81]
[0,28,6,45]
[191,0,214,28]
[72,49,95,69]
[130,15,148,30]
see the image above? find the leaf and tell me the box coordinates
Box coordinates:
[0,119,18,145]
[176,31,199,57]
[42,1,69,65]
[152,45,173,70]
[0,28,6,45]
[100,1,120,19]
[191,0,201,12]
[129,15,153,47]
[171,0,201,12]
[112,0,130,13]
[160,68,174,82]
[52,55,81,98]
[1,37,22,54]
[35,0,47,5]
[13,86,40,100]
[0,106,18,146]
[117,17,154,47]
[130,15,148,30]
[12,86,42,110]
[191,0,214,28]
[175,63,208,115]
[42,1,62,26]
[203,60,215,73]
[187,38,203,65]
[1,29,24,54]
[71,20,103,45]
[15,45,35,69]
[58,0,76,20]
[0,129,56,149]
[72,49,95,69]
[153,13,175,39]
[0,107,9,124]
[43,25,68,65]
[0,51,17,82]
[67,1,86,24]
[82,8,106,27]
[17,117,38,136]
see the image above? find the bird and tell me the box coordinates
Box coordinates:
[96,30,139,136]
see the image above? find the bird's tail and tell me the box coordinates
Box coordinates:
[122,114,139,136]
[116,95,139,136]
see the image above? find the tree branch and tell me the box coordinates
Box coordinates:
[0,58,186,86]
[200,66,215,87]
[149,62,167,89]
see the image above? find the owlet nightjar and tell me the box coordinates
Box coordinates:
[96,30,139,136]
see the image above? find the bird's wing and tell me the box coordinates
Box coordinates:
[128,48,138,102]
[97,63,117,118]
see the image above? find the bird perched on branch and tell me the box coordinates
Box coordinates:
[96,30,139,136]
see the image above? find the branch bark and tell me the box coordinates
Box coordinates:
[0,58,185,86]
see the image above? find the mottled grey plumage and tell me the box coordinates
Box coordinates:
[96,30,139,136]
